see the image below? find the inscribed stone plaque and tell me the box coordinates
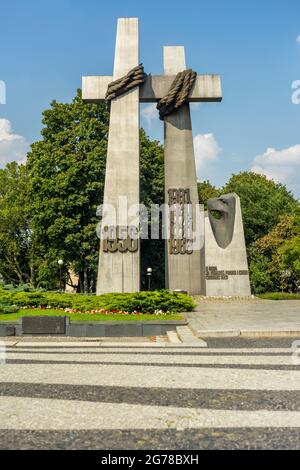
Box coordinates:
[22,316,66,335]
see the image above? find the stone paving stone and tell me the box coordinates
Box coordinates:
[166,331,181,344]
[187,299,300,337]
[1,338,300,449]
[1,428,300,450]
[2,395,300,430]
[176,326,207,346]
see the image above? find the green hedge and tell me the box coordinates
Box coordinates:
[257,292,300,300]
[0,289,196,314]
[0,300,19,314]
[0,283,46,293]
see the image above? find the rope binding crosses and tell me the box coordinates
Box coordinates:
[105,64,197,119]
[157,69,197,120]
[105,64,147,104]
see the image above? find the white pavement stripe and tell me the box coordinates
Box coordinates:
[167,331,181,344]
[13,342,157,348]
[0,396,300,430]
[6,347,296,354]
[0,341,18,347]
[1,364,300,390]
[5,352,299,366]
[14,342,101,347]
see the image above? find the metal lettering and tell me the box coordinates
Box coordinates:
[103,226,139,253]
[168,188,193,255]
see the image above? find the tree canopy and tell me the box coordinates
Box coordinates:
[222,172,299,246]
[0,162,31,284]
[27,89,109,291]
[197,180,220,208]
[249,214,300,293]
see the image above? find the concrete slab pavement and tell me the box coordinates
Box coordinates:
[186,298,300,338]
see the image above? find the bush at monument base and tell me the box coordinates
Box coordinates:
[257,293,300,300]
[0,299,19,314]
[0,289,195,314]
[0,309,183,323]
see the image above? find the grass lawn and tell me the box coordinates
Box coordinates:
[257,293,300,300]
[0,308,184,322]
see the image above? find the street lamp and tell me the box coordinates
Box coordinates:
[147,267,152,291]
[281,269,291,293]
[58,259,64,292]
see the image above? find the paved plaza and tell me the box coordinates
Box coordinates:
[188,299,300,336]
[1,336,300,449]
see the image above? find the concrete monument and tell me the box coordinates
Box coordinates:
[82,17,222,295]
[161,46,222,295]
[82,18,251,297]
[205,193,251,296]
[83,18,141,294]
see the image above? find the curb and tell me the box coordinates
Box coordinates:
[176,326,207,346]
[196,329,300,338]
[167,330,182,344]
[0,318,188,338]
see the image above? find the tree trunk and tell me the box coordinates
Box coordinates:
[83,267,88,294]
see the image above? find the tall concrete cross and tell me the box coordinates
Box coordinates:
[163,46,223,295]
[83,18,222,295]
[83,18,140,295]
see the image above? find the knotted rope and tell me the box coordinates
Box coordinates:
[157,69,197,120]
[105,64,146,104]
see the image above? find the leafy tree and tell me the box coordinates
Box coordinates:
[140,129,164,289]
[223,172,299,245]
[0,162,31,284]
[27,89,109,291]
[197,180,220,207]
[279,236,300,284]
[249,255,273,294]
[249,214,300,293]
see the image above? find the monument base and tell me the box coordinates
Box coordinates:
[204,193,251,297]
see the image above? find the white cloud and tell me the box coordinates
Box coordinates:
[251,144,300,195]
[0,119,29,167]
[296,35,300,44]
[140,103,159,126]
[0,80,6,104]
[194,133,222,179]
[141,103,201,126]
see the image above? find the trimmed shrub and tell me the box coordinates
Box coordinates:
[0,300,19,314]
[0,289,195,314]
[257,292,300,300]
[0,283,46,292]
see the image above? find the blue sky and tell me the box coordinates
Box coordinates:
[0,0,300,197]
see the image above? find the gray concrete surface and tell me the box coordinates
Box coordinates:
[0,319,187,338]
[205,195,251,297]
[163,46,204,296]
[82,73,222,103]
[187,298,300,337]
[176,325,207,346]
[83,18,140,294]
